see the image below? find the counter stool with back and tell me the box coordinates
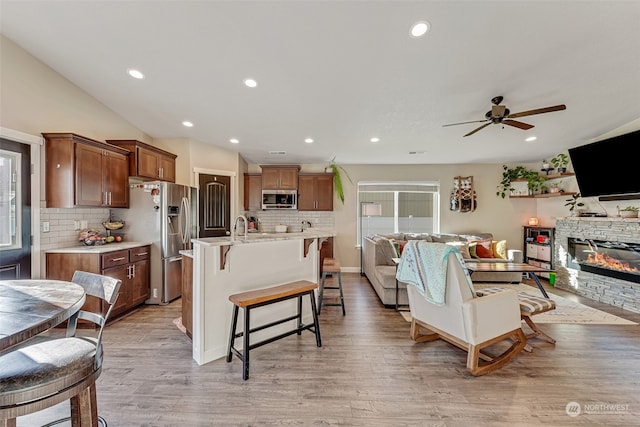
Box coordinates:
[0,271,122,427]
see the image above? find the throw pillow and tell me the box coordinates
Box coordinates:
[492,240,508,259]
[375,237,400,266]
[468,242,479,258]
[476,239,495,258]
[446,241,471,259]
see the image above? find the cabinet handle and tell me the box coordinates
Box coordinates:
[108,192,112,206]
[103,192,107,205]
[111,257,126,262]
[131,265,136,279]
[135,252,148,256]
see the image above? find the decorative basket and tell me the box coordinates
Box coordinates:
[103,220,125,230]
[620,210,638,218]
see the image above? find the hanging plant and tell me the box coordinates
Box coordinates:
[326,157,352,204]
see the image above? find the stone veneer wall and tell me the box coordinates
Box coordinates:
[555,217,640,313]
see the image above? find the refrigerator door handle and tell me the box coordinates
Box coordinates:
[169,256,183,263]
[181,196,190,244]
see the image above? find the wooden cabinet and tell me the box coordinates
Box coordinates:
[523,226,554,278]
[298,173,334,211]
[244,173,262,211]
[46,245,151,321]
[43,133,130,208]
[107,139,177,182]
[260,165,300,190]
[181,254,193,338]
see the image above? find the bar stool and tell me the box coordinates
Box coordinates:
[318,258,345,315]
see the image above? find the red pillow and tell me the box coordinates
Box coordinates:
[475,239,495,258]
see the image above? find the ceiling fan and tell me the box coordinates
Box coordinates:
[443,96,566,137]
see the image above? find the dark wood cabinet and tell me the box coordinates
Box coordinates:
[181,254,193,338]
[244,173,262,211]
[298,173,333,211]
[261,165,300,190]
[43,133,130,208]
[107,139,177,182]
[46,244,151,321]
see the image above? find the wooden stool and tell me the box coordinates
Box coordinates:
[318,258,345,315]
[226,281,322,380]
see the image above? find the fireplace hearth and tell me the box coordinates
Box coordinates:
[568,238,640,284]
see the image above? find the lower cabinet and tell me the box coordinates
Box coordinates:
[46,245,151,321]
[181,255,193,338]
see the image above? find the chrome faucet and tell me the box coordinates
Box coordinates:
[302,220,312,231]
[232,215,248,241]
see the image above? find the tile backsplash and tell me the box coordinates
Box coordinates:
[243,210,334,233]
[40,208,110,250]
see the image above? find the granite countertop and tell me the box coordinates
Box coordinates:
[192,229,336,247]
[45,241,153,254]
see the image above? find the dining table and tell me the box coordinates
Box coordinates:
[0,279,86,352]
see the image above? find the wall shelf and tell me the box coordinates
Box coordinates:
[510,191,577,199]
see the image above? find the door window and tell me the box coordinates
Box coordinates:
[0,149,21,250]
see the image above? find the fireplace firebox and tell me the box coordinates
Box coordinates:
[568,238,640,284]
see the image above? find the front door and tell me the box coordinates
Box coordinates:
[0,138,31,279]
[198,174,230,238]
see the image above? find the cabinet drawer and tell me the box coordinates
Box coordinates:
[130,245,150,260]
[526,243,538,258]
[537,245,551,262]
[101,249,130,269]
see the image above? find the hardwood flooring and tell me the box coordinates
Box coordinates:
[16,275,640,426]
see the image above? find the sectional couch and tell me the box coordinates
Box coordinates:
[362,232,523,307]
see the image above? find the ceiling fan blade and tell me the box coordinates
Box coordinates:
[507,104,566,119]
[503,119,534,130]
[464,122,491,137]
[443,119,489,127]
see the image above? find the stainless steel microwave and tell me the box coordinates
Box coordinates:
[262,189,297,210]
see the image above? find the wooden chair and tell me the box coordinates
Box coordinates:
[0,271,121,427]
[404,248,527,376]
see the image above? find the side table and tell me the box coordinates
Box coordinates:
[392,258,409,312]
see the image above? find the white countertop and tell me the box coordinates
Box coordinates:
[45,241,152,254]
[179,249,194,258]
[192,229,336,247]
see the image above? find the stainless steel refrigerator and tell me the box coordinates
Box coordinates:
[112,181,197,304]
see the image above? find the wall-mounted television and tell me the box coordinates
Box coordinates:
[568,129,640,200]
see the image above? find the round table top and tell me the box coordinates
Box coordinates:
[0,279,86,352]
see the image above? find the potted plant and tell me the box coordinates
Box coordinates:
[326,157,352,205]
[618,205,639,218]
[549,181,563,193]
[550,153,569,173]
[565,193,585,215]
[496,165,530,198]
[526,171,548,195]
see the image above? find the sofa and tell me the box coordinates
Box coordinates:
[362,232,523,308]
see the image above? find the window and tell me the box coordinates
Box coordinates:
[0,149,21,250]
[357,181,440,245]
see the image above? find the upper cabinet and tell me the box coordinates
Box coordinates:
[244,173,262,211]
[43,133,130,208]
[298,173,334,211]
[107,139,177,182]
[261,165,300,190]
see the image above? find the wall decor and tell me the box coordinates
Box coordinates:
[450,176,477,212]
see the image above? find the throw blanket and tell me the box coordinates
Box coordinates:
[396,241,463,305]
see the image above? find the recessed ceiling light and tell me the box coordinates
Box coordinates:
[410,21,430,38]
[304,138,314,144]
[230,138,239,144]
[244,78,257,88]
[127,69,144,79]
[370,137,380,143]
[525,136,537,142]
[182,121,193,127]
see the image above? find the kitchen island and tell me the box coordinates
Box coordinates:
[191,230,335,365]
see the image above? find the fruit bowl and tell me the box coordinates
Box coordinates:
[103,220,125,230]
[79,228,105,246]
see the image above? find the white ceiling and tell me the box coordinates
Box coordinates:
[2,1,639,166]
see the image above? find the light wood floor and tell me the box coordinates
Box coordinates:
[17,274,640,426]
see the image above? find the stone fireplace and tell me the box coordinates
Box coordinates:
[555,217,640,313]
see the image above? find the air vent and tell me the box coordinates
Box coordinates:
[268,151,287,156]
